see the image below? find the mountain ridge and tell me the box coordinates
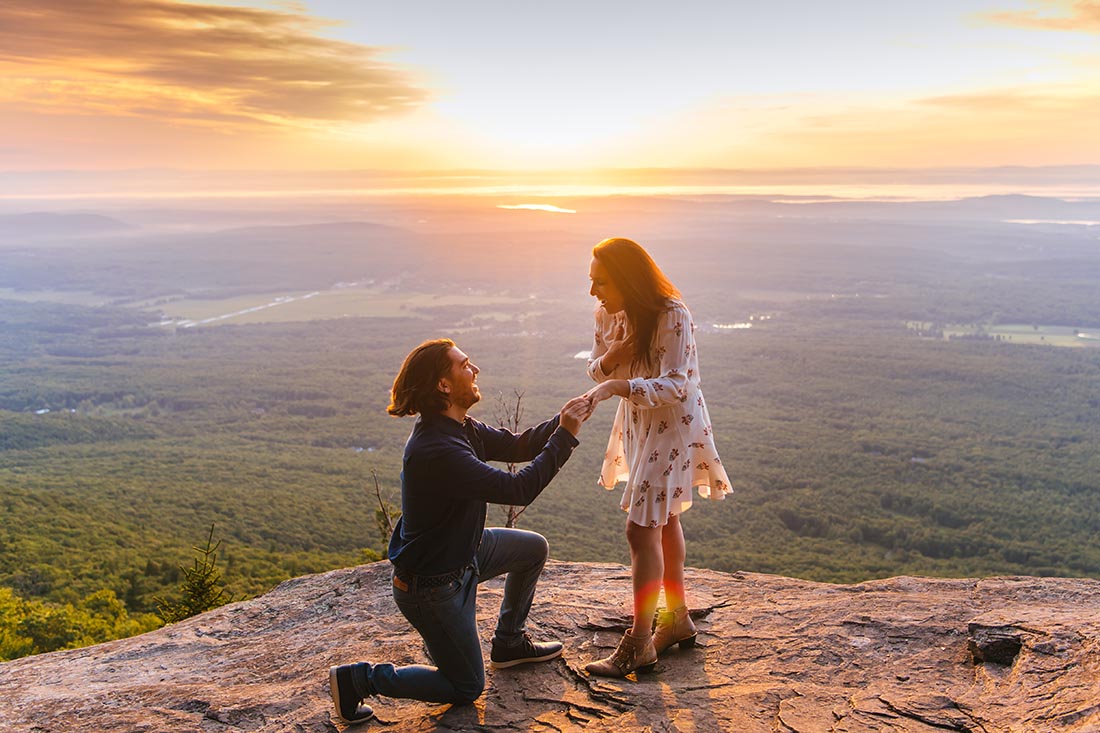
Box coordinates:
[0,212,133,241]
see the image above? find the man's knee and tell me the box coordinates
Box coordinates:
[450,675,485,705]
[504,528,549,561]
[529,531,549,561]
[521,531,550,572]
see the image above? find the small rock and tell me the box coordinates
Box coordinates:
[967,622,1026,665]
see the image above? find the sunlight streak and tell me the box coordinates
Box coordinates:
[496,204,577,214]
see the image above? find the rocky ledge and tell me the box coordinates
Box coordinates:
[4,561,1100,732]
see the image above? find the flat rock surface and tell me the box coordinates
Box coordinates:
[4,561,1100,732]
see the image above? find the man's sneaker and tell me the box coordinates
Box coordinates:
[329,664,374,723]
[489,633,563,669]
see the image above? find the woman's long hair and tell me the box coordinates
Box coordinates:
[592,237,680,368]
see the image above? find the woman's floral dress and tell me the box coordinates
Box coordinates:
[587,299,731,527]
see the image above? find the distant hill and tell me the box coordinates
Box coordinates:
[0,212,134,242]
[870,194,1100,222]
[705,194,1100,223]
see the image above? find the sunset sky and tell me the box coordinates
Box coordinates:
[2,0,1100,196]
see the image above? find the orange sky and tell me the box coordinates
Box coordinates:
[1,0,1099,193]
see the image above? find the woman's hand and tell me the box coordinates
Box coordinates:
[599,335,634,376]
[597,316,633,376]
[584,379,630,407]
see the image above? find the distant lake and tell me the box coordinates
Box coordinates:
[1003,219,1100,226]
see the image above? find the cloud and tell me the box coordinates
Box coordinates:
[645,84,1100,170]
[822,87,1100,166]
[916,86,1095,112]
[982,0,1100,33]
[0,0,428,129]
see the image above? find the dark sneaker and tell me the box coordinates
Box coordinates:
[329,664,374,723]
[489,634,563,669]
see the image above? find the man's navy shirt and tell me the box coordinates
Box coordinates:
[387,411,579,576]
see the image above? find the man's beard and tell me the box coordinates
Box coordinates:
[455,389,480,410]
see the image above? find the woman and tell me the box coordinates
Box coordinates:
[583,237,731,678]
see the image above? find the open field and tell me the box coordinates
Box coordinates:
[943,323,1100,347]
[152,287,538,327]
[0,288,111,307]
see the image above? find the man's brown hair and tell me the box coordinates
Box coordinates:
[388,338,456,417]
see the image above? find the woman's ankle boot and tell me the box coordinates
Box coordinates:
[585,629,658,677]
[653,605,697,655]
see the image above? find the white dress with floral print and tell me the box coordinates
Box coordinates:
[587,299,731,527]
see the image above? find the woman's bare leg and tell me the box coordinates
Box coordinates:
[660,514,687,611]
[625,519,664,637]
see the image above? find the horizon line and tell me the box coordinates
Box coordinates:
[4,165,1100,204]
[5,163,1100,179]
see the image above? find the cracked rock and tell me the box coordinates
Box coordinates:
[4,562,1100,732]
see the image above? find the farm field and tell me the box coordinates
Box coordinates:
[940,323,1100,347]
[150,287,540,327]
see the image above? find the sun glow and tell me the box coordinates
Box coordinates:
[496,203,576,214]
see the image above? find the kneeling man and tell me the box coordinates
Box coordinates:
[330,338,590,722]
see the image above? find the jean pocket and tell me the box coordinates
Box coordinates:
[429,566,477,603]
[430,576,464,602]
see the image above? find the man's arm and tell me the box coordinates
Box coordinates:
[442,427,579,506]
[476,415,561,464]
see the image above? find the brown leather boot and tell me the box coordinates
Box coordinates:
[584,629,658,677]
[653,605,697,655]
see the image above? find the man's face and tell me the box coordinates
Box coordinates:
[441,346,481,410]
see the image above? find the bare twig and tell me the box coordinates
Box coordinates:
[371,467,396,536]
[495,389,527,528]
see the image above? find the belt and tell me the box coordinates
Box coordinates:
[393,565,469,592]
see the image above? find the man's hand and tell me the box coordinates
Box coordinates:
[559,396,592,436]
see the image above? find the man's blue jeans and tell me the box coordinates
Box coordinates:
[354,527,550,704]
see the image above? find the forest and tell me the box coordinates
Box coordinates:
[1,194,1099,659]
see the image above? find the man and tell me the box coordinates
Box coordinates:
[329,338,590,723]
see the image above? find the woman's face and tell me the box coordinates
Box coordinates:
[589,257,625,314]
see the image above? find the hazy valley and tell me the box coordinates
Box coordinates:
[2,192,1099,659]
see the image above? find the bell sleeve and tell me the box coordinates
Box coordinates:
[586,306,616,383]
[625,302,694,409]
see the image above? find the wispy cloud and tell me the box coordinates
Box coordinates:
[0,0,428,129]
[983,0,1100,33]
[917,86,1099,114]
[660,84,1100,170]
